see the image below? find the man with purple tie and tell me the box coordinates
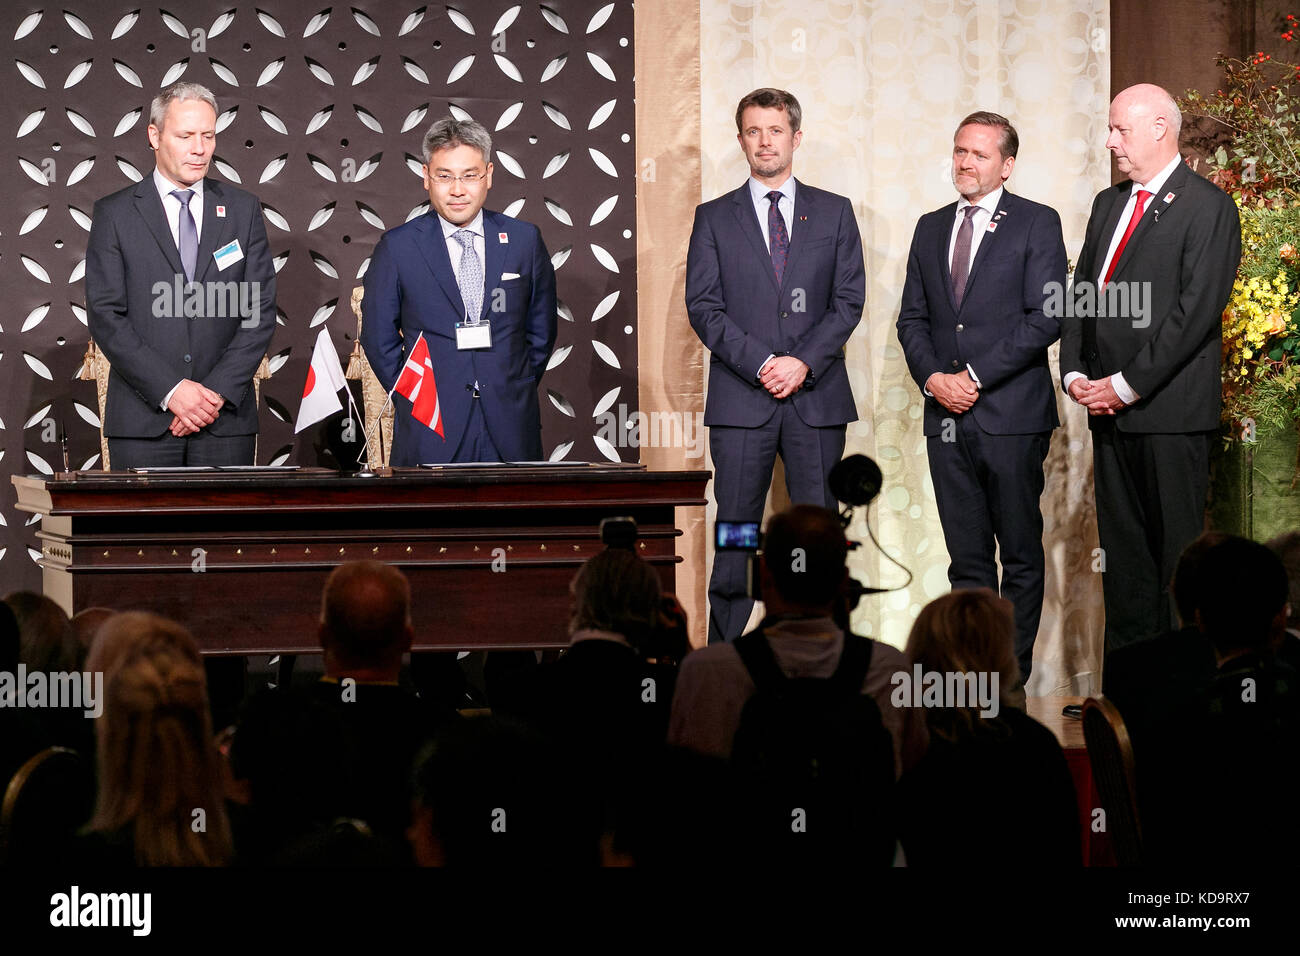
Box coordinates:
[896,112,1067,691]
[686,88,866,644]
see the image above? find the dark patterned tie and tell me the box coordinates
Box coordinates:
[767,190,789,286]
[170,188,197,282]
[951,204,979,307]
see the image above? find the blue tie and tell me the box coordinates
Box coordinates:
[171,188,198,282]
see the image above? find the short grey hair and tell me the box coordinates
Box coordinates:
[421,116,492,166]
[149,82,218,130]
[1158,89,1183,136]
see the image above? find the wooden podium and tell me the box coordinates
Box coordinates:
[12,465,709,655]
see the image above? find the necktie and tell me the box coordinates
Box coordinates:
[766,191,789,286]
[1103,189,1153,285]
[951,205,979,307]
[171,188,197,282]
[453,229,483,323]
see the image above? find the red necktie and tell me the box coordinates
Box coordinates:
[1103,189,1152,285]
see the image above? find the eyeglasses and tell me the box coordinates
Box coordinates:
[429,172,486,185]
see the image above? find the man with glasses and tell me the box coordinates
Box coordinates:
[362,116,557,465]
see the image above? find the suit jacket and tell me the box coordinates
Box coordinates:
[1059,160,1241,433]
[897,190,1067,436]
[361,210,557,465]
[685,180,865,428]
[85,177,276,438]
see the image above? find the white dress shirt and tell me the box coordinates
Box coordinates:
[153,169,206,410]
[1064,152,1183,406]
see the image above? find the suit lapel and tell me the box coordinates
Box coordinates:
[730,184,780,294]
[1086,184,1132,283]
[414,214,469,318]
[959,192,1012,308]
[1108,163,1187,285]
[132,179,185,278]
[936,203,959,314]
[778,181,814,293]
[193,179,227,283]
[481,211,507,321]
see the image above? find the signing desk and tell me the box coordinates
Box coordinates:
[12,465,709,655]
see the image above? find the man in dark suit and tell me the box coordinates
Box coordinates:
[362,116,557,466]
[86,82,276,469]
[686,88,865,644]
[896,112,1067,687]
[1060,84,1241,652]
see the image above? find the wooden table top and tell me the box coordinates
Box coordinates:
[1027,695,1088,752]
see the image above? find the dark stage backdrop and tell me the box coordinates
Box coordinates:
[0,1,636,592]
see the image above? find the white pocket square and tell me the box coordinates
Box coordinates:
[501,272,521,280]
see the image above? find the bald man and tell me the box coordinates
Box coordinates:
[1060,84,1241,652]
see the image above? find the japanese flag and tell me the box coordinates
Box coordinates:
[294,328,347,432]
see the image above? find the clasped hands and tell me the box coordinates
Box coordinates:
[759,355,809,400]
[1067,376,1126,416]
[167,379,225,436]
[925,370,979,414]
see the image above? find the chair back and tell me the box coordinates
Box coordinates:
[0,746,94,865]
[346,285,393,469]
[1082,696,1143,865]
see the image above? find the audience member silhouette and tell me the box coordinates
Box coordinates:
[496,549,672,764]
[1102,532,1223,757]
[896,589,1080,866]
[78,612,231,866]
[669,505,926,777]
[1141,536,1299,866]
[408,715,596,866]
[231,561,452,862]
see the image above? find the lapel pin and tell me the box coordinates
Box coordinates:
[1163,192,1176,204]
[986,221,998,232]
[215,205,226,218]
[799,215,807,221]
[498,231,509,243]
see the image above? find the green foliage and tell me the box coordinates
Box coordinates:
[1224,359,1300,437]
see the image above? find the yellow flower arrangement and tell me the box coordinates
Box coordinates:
[1219,200,1300,434]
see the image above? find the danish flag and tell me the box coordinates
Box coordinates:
[393,332,444,438]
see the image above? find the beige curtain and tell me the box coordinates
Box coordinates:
[636,0,708,646]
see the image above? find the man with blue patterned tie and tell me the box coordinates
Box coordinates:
[86,82,276,469]
[686,88,866,644]
[362,116,557,466]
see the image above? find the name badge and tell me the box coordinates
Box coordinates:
[213,239,244,271]
[456,321,492,350]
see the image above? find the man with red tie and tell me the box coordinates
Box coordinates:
[1060,83,1241,652]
